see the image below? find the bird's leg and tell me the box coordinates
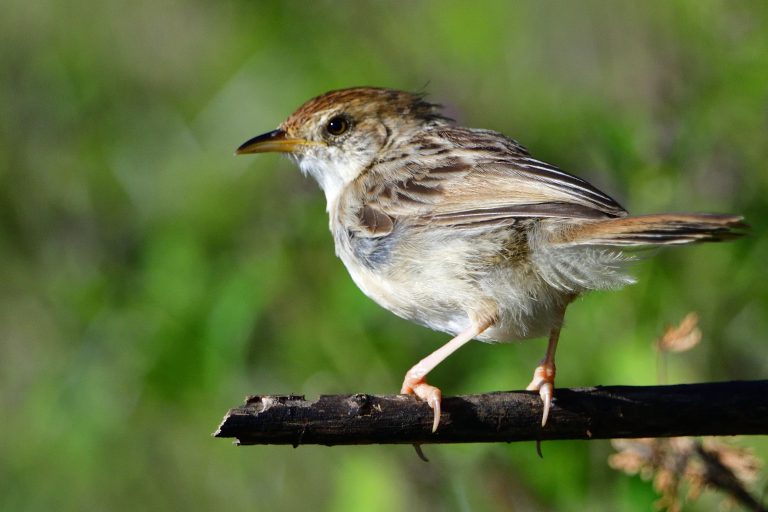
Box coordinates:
[526,306,568,427]
[401,321,491,432]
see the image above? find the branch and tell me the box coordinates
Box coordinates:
[214,380,768,446]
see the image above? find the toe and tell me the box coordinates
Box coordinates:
[526,362,556,426]
[526,364,548,391]
[413,382,442,432]
[404,378,443,432]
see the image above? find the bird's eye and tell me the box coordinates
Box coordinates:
[326,116,349,136]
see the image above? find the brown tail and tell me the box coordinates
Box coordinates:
[565,213,748,246]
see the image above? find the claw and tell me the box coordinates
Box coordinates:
[412,443,430,462]
[402,373,443,432]
[539,381,553,427]
[427,392,441,433]
[527,361,556,427]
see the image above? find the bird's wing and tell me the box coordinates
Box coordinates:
[352,128,626,236]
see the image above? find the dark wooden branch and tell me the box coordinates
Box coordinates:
[214,380,768,446]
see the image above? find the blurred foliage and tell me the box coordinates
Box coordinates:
[1,1,767,510]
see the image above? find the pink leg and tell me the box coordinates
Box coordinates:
[401,321,491,432]
[526,324,562,427]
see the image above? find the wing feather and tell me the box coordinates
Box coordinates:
[348,127,626,234]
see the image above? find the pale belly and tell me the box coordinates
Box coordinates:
[336,226,570,343]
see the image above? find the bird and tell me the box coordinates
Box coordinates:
[236,86,745,433]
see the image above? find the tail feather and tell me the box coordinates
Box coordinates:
[564,213,748,246]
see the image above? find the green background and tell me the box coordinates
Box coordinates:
[2,1,767,510]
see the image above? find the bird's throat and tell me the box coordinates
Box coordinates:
[298,154,360,209]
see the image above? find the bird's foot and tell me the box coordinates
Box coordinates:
[401,373,442,433]
[526,361,556,427]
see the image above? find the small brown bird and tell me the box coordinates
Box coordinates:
[237,87,745,432]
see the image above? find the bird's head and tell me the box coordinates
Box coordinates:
[236,87,449,203]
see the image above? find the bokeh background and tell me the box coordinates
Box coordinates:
[2,1,767,510]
